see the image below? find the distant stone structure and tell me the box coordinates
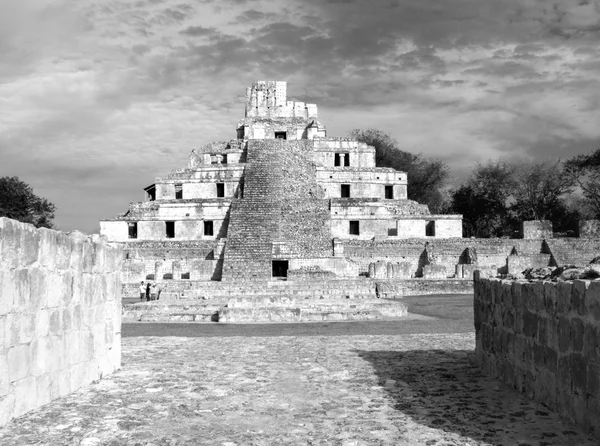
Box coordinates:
[100,81,600,311]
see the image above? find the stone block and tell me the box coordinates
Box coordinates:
[583,324,599,363]
[570,353,587,393]
[0,316,4,350]
[19,223,41,267]
[7,344,30,382]
[572,280,588,317]
[557,316,571,354]
[0,217,23,268]
[0,394,15,426]
[570,318,585,352]
[0,270,15,316]
[49,309,62,336]
[35,374,52,408]
[511,281,522,309]
[585,281,600,321]
[28,267,48,310]
[12,376,38,417]
[556,281,573,314]
[543,282,557,315]
[587,362,600,398]
[30,337,51,376]
[12,269,31,312]
[0,356,8,397]
[91,235,107,273]
[57,369,71,397]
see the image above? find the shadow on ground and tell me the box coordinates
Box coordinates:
[355,348,596,446]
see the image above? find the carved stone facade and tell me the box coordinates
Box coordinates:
[100,81,462,290]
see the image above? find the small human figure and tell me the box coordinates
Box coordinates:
[150,283,157,301]
[146,282,151,301]
[156,283,162,301]
[139,281,145,301]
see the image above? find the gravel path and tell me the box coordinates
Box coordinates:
[0,332,596,445]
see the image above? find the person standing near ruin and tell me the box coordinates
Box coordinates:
[146,282,151,301]
[139,281,145,301]
[150,282,157,301]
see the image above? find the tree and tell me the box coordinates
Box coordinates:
[349,129,450,212]
[450,161,516,237]
[511,159,574,221]
[450,159,576,237]
[565,148,600,217]
[0,176,56,228]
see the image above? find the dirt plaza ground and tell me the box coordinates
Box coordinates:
[0,295,597,445]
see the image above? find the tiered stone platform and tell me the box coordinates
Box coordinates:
[123,279,408,322]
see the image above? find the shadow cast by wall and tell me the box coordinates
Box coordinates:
[355,349,594,445]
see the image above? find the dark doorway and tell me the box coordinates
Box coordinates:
[349,220,360,235]
[272,260,289,278]
[334,153,341,166]
[275,131,287,139]
[341,184,351,198]
[166,221,175,238]
[216,183,225,198]
[204,220,214,236]
[128,222,138,239]
[385,185,394,199]
[175,183,183,199]
[344,153,350,166]
[426,221,436,237]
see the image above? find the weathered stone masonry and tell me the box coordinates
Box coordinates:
[0,218,122,426]
[474,276,600,438]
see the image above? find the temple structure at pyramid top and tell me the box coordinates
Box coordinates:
[100,81,463,289]
[237,80,326,140]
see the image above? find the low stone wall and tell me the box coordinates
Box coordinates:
[376,279,474,298]
[0,218,122,426]
[474,276,600,438]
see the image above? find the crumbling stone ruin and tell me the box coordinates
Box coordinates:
[99,82,600,318]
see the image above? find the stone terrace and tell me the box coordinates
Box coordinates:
[0,328,596,445]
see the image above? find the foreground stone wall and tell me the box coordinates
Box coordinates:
[0,218,122,426]
[474,276,600,438]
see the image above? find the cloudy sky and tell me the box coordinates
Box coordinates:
[1,0,600,233]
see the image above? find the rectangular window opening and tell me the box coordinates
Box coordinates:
[222,154,227,164]
[426,221,436,237]
[145,185,156,201]
[385,185,394,199]
[128,222,138,239]
[166,221,175,238]
[275,131,287,140]
[272,260,289,278]
[175,183,183,199]
[349,220,360,235]
[344,153,350,166]
[181,272,190,280]
[163,273,173,280]
[204,220,214,236]
[341,184,351,198]
[334,153,341,166]
[216,183,225,198]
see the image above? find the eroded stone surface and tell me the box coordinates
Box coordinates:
[0,333,596,445]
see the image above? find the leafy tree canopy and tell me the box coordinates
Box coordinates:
[565,148,600,218]
[0,176,56,228]
[349,128,450,212]
[450,159,575,237]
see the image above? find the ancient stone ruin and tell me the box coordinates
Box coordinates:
[99,81,600,321]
